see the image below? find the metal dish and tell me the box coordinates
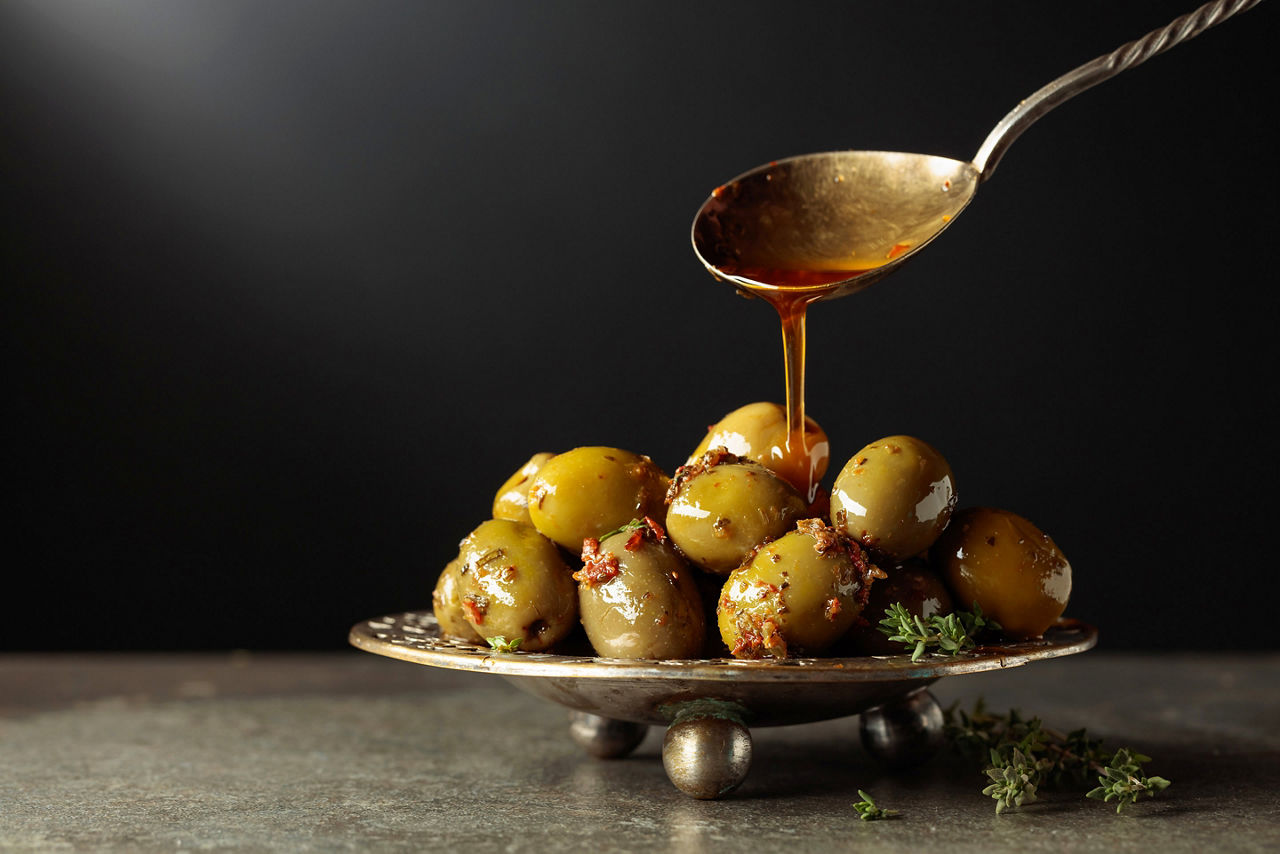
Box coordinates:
[350,611,1096,799]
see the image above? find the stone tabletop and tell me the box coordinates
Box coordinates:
[1,652,1277,852]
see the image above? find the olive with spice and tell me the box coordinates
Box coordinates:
[688,402,830,495]
[576,519,705,660]
[717,519,883,659]
[666,449,808,575]
[931,507,1071,640]
[492,452,555,525]
[830,435,957,562]
[527,446,669,551]
[431,556,485,644]
[456,519,578,651]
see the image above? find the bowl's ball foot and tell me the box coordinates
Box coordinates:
[860,688,945,768]
[662,713,753,799]
[568,712,648,759]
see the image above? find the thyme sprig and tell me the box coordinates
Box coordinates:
[852,789,898,821]
[877,602,1000,661]
[945,699,1171,814]
[1086,749,1172,813]
[982,747,1045,813]
[485,636,522,653]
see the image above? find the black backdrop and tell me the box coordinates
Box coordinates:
[3,1,1277,651]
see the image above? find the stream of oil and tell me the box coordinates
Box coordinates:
[715,264,877,503]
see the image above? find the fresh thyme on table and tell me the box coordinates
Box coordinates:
[852,789,898,821]
[946,699,1171,814]
[856,701,1172,819]
[869,601,1170,817]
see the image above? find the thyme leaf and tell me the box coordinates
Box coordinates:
[485,636,522,653]
[852,789,898,821]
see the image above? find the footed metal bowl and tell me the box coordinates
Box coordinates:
[349,612,1096,799]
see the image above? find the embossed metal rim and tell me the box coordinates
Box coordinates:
[349,612,1097,683]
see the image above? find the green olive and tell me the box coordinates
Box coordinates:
[431,556,485,644]
[666,451,807,574]
[717,520,876,658]
[576,526,705,659]
[492,452,555,524]
[834,559,953,656]
[931,507,1071,640]
[456,519,578,651]
[830,435,957,561]
[688,402,830,494]
[527,447,669,551]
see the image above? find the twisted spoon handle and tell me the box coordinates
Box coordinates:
[973,0,1266,180]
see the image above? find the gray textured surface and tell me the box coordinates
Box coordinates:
[1,652,1277,852]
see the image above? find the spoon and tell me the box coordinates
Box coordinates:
[691,0,1264,299]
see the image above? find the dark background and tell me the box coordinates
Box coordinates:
[3,1,1276,651]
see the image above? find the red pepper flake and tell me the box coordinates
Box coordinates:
[574,537,621,587]
[887,242,910,260]
[624,529,645,552]
[711,184,725,198]
[461,595,488,626]
[824,596,842,621]
[760,617,788,657]
[732,626,763,658]
[530,485,548,509]
[797,517,843,556]
[753,580,781,601]
[729,614,790,659]
[642,515,667,543]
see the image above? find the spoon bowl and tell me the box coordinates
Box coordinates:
[691,0,1260,299]
[692,151,978,299]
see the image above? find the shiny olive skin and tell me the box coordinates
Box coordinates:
[931,507,1071,640]
[431,556,485,644]
[456,519,578,651]
[527,447,669,551]
[830,435,957,562]
[689,402,830,494]
[492,452,555,525]
[717,524,866,659]
[667,457,807,575]
[577,530,705,660]
[835,559,953,656]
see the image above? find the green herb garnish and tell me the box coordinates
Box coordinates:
[486,636,522,653]
[946,699,1171,814]
[596,519,646,543]
[877,602,1000,661]
[1086,748,1172,813]
[852,789,898,821]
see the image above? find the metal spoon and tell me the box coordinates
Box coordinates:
[691,0,1264,299]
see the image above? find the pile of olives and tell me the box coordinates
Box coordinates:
[433,402,1072,660]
